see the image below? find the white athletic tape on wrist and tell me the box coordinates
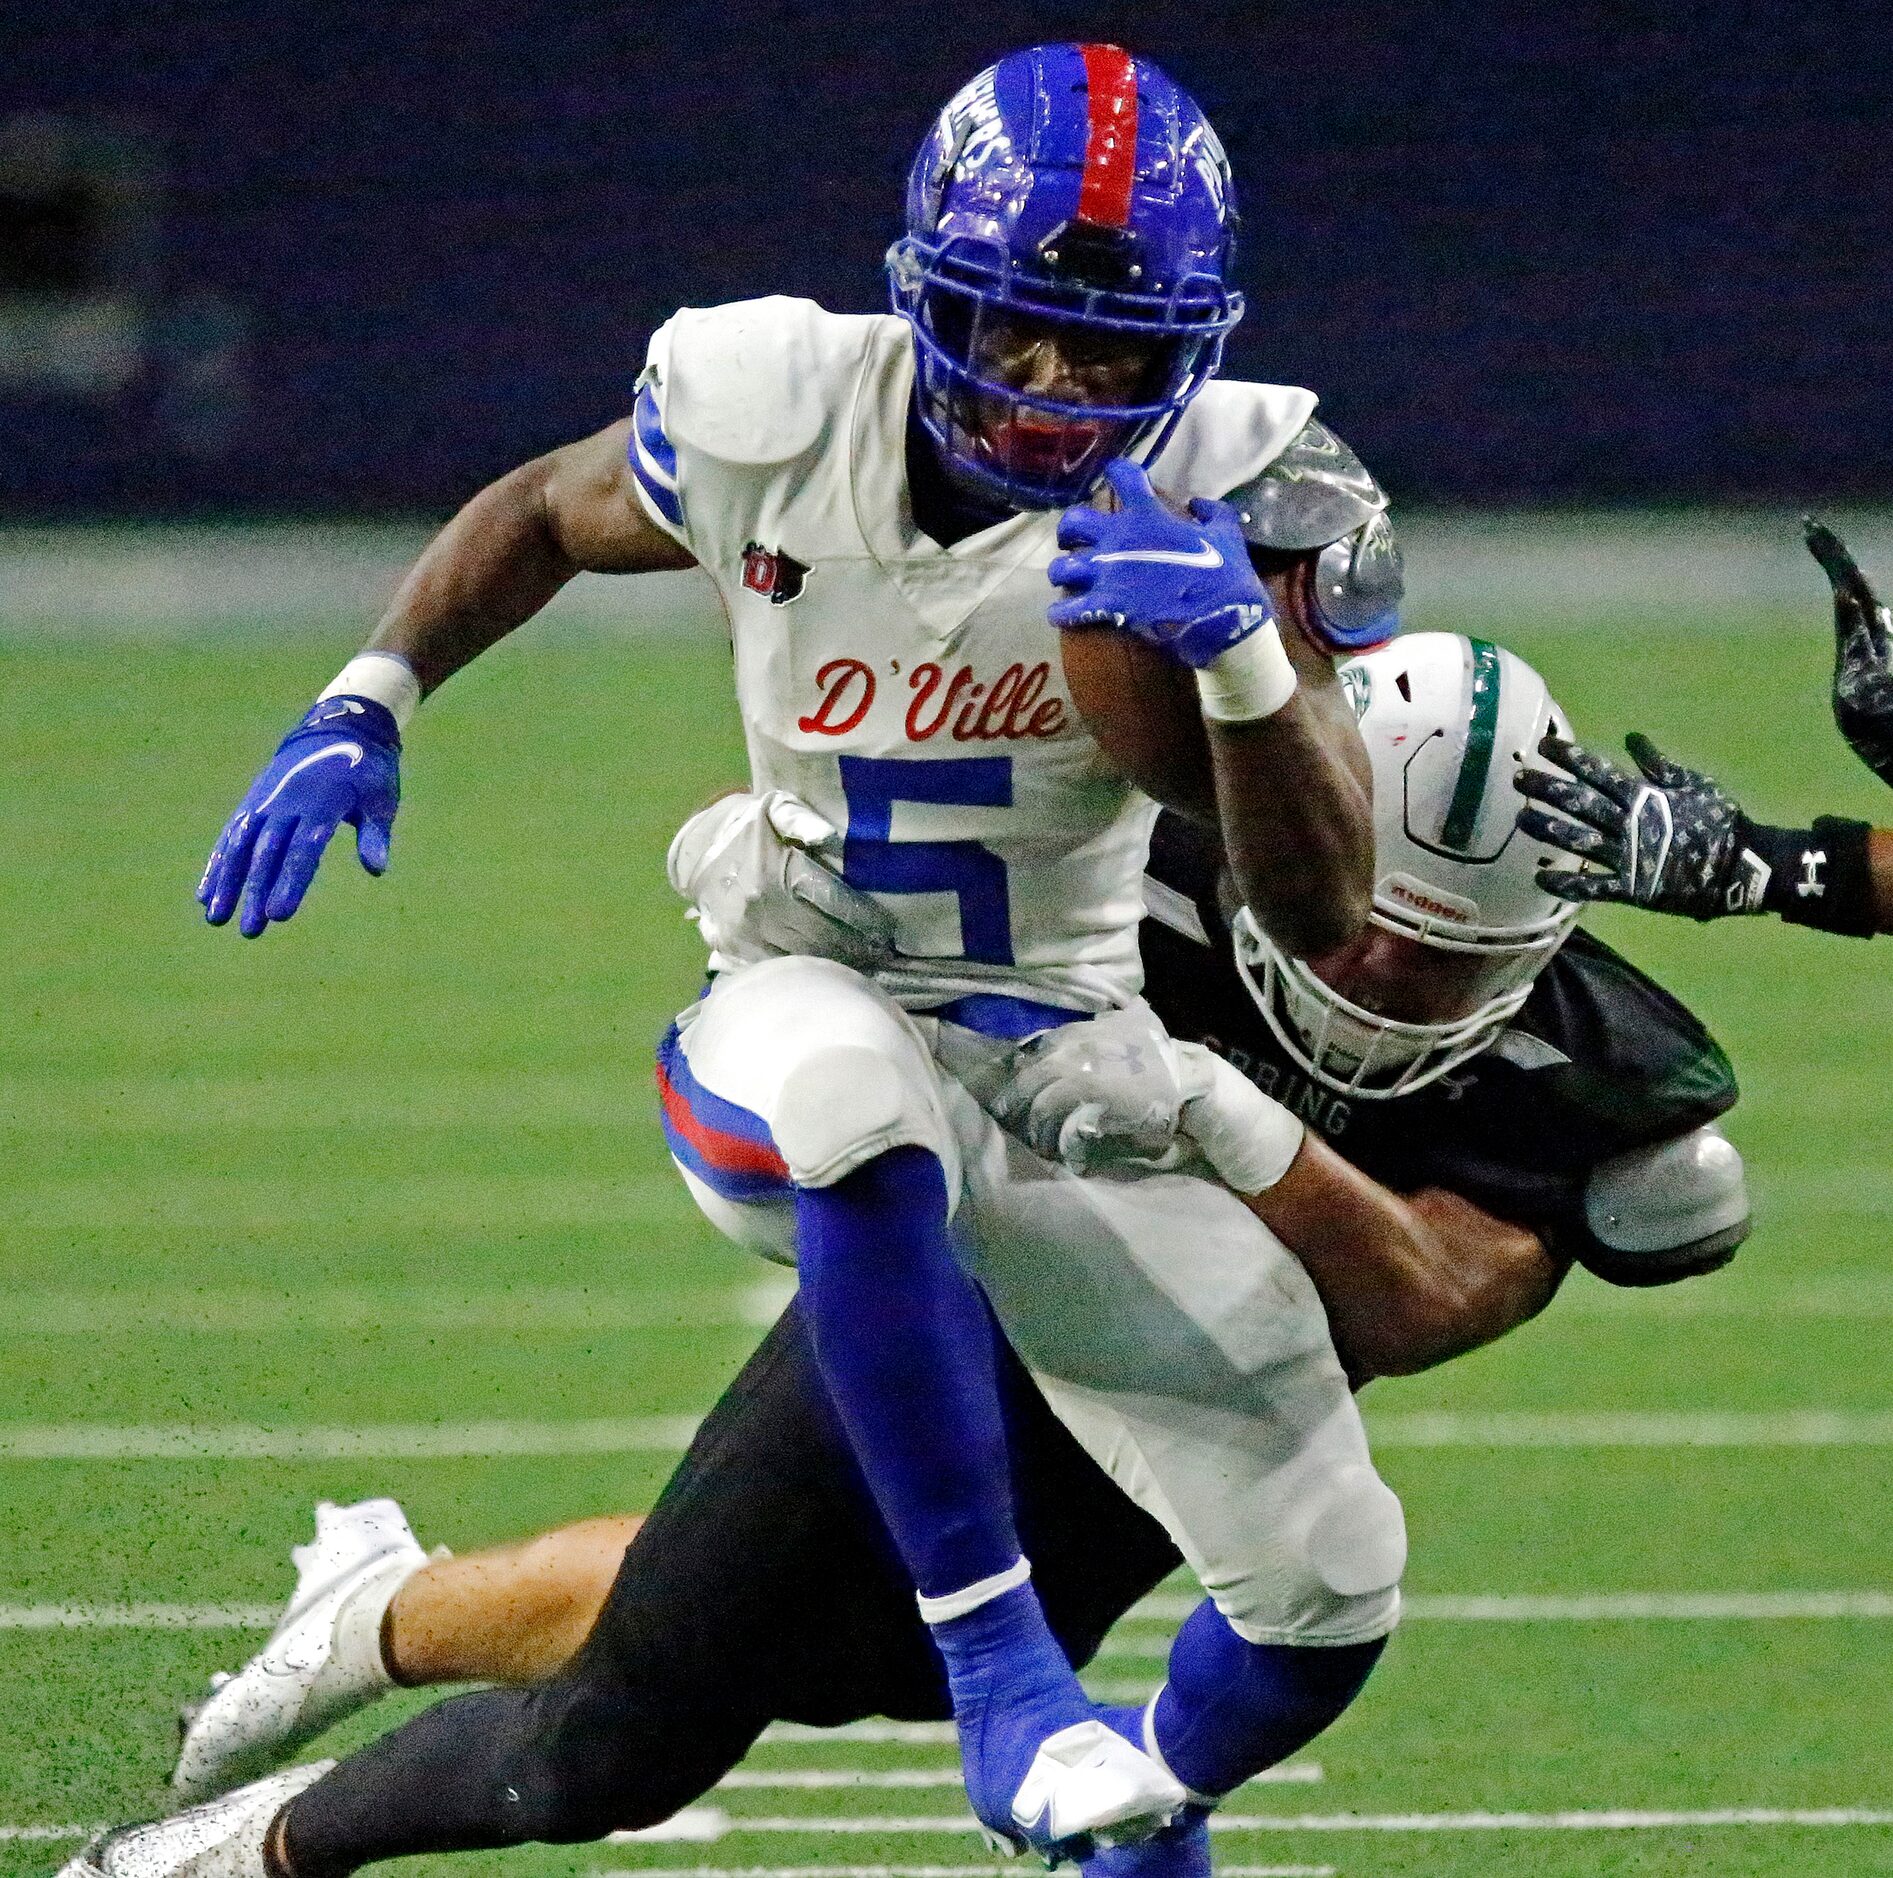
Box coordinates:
[1177,1043,1304,1193]
[916,1555,1032,1625]
[1194,626,1298,723]
[320,652,422,730]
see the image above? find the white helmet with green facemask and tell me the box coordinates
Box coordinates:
[1234,633,1585,1098]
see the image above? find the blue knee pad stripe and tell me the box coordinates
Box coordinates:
[656,1023,793,1203]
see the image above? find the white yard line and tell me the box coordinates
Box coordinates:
[9,1407,1893,1460]
[5,1176,699,1236]
[718,1774,966,1792]
[1367,1410,1893,1447]
[761,1723,958,1746]
[2,1289,765,1337]
[592,1868,1335,1877]
[1206,1808,1893,1833]
[15,1591,1893,1633]
[0,1417,701,1460]
[16,1805,1893,1847]
[718,1768,1321,1791]
[1125,1590,1893,1627]
[13,1276,1893,1337]
[0,1602,278,1630]
[618,1808,1893,1836]
[1404,1591,1893,1621]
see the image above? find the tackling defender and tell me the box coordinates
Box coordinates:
[176,43,1408,1870]
[123,639,1747,1878]
[1519,521,1893,934]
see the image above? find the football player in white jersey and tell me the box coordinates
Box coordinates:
[168,43,1409,1878]
[102,639,1748,1878]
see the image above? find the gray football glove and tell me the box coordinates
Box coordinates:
[1516,732,1773,919]
[988,1001,1189,1173]
[666,790,894,969]
[1805,519,1893,790]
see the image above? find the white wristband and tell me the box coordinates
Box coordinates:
[1176,1042,1304,1193]
[915,1555,1033,1625]
[1194,625,1298,724]
[320,652,422,730]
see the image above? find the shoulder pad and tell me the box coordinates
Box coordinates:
[643,298,880,466]
[1148,380,1319,506]
[1223,419,1389,552]
[1580,1125,1750,1285]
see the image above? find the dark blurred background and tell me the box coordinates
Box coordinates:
[5,0,1887,515]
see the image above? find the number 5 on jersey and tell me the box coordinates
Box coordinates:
[838,756,1014,965]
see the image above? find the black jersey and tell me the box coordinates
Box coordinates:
[1139,813,1739,1278]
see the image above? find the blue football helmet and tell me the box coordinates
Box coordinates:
[888,44,1245,511]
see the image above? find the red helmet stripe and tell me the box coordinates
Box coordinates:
[1076,43,1138,228]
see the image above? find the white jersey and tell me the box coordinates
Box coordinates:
[629,296,1316,1014]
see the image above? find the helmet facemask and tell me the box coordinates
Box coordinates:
[1235,898,1577,1100]
[1233,634,1585,1101]
[894,236,1234,509]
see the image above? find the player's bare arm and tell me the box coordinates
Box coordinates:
[1201,618,1374,958]
[367,419,695,695]
[196,419,694,937]
[1050,459,1373,957]
[995,1008,1562,1381]
[1245,1136,1561,1380]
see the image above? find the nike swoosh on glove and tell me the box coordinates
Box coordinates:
[197,697,401,938]
[1049,460,1274,670]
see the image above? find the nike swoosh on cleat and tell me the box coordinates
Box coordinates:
[1090,544,1223,569]
[257,743,364,812]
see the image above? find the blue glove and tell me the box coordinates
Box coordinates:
[197,696,401,937]
[1049,459,1274,670]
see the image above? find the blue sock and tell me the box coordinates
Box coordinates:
[1149,1599,1385,1797]
[1080,1811,1211,1878]
[930,1580,1096,1836]
[794,1144,1021,1598]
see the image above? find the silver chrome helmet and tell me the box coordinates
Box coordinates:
[1234,633,1584,1098]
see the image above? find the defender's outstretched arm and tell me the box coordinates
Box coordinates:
[1248,1143,1562,1380]
[1517,521,1893,937]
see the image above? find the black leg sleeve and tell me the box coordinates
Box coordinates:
[278,1301,1181,1875]
[282,1669,765,1876]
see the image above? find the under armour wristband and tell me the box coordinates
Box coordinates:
[1747,816,1877,937]
[1176,1043,1304,1193]
[319,651,422,730]
[1194,626,1299,724]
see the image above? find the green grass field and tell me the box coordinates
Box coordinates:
[4,596,1892,1878]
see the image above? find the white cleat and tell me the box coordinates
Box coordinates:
[1008,1719,1187,1859]
[172,1499,428,1799]
[58,1763,334,1878]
